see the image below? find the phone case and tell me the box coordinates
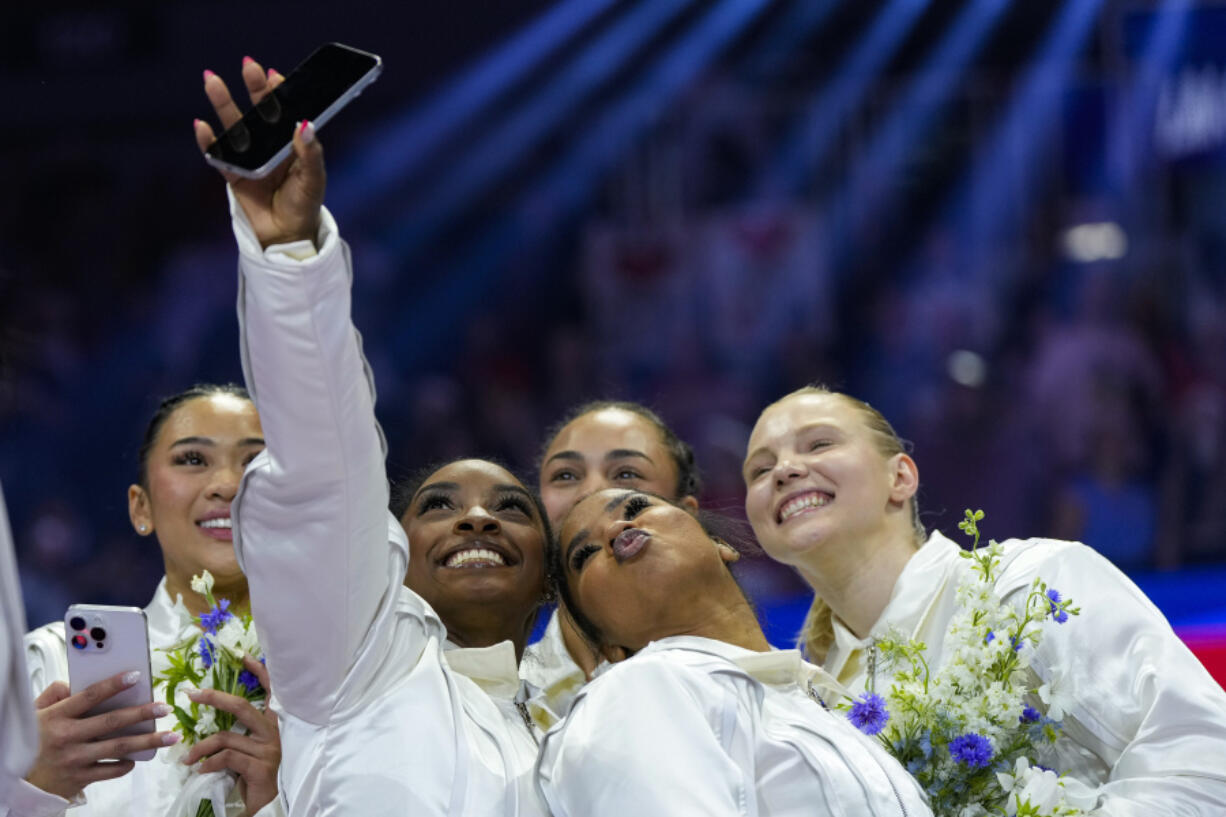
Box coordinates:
[64,604,156,761]
[203,45,383,180]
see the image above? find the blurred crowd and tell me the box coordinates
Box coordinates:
[4,159,1225,629]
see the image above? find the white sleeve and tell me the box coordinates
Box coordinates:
[1,486,70,817]
[537,659,752,817]
[1012,543,1226,816]
[228,190,420,725]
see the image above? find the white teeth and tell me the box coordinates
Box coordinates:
[779,493,831,522]
[199,518,232,529]
[444,548,507,568]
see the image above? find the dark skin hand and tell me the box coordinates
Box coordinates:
[183,654,280,817]
[25,671,179,800]
[191,55,299,815]
[194,56,326,249]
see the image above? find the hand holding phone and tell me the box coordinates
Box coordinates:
[204,43,381,179]
[195,55,330,249]
[24,672,179,800]
[64,605,157,758]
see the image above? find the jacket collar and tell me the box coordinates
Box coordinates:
[830,529,961,654]
[442,639,523,700]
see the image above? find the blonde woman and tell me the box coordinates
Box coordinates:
[743,385,1226,814]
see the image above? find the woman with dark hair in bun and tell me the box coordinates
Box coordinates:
[523,401,700,709]
[15,384,281,817]
[537,487,931,817]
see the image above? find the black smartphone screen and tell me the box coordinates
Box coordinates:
[205,43,381,176]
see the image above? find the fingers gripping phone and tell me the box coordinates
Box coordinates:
[64,604,156,761]
[204,42,382,179]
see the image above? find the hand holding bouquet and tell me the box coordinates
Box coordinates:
[153,571,279,817]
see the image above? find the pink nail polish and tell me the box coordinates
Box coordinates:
[299,120,316,144]
[242,56,254,66]
[163,733,182,746]
[203,69,216,82]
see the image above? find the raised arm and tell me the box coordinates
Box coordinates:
[1012,543,1226,816]
[197,60,408,724]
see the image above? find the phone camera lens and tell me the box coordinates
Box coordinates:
[96,641,105,649]
[71,634,88,649]
[69,616,86,631]
[90,627,107,641]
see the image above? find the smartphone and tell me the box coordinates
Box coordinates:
[65,604,156,761]
[204,42,383,179]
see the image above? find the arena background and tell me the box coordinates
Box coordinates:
[2,0,1224,683]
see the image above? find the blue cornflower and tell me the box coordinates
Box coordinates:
[1019,705,1041,724]
[237,669,262,694]
[984,630,996,645]
[1046,588,1069,623]
[1009,634,1023,652]
[198,637,216,670]
[847,692,890,736]
[948,733,993,768]
[198,599,233,635]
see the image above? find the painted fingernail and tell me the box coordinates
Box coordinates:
[193,118,203,129]
[187,690,202,701]
[203,69,216,83]
[242,56,254,66]
[163,732,182,746]
[299,120,315,145]
[152,703,172,717]
[122,671,141,686]
[267,68,282,80]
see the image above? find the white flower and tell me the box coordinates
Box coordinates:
[996,756,1031,794]
[195,706,217,736]
[190,570,214,596]
[215,617,250,656]
[1038,667,1076,721]
[1013,765,1062,815]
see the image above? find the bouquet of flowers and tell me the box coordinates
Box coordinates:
[153,570,264,817]
[841,510,1091,817]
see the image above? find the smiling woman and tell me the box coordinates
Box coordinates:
[18,384,284,817]
[536,487,933,817]
[523,400,701,695]
[744,384,1226,814]
[390,458,550,654]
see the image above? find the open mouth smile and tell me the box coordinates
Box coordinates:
[776,490,833,524]
[440,542,517,569]
[196,514,233,540]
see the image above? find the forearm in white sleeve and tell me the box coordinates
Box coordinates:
[1022,545,1226,816]
[228,189,404,725]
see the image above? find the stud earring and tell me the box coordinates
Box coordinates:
[138,525,148,533]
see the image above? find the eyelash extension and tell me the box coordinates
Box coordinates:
[494,493,532,515]
[172,450,207,466]
[571,542,600,571]
[417,493,453,513]
[623,495,651,520]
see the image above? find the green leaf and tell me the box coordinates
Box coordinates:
[172,705,198,737]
